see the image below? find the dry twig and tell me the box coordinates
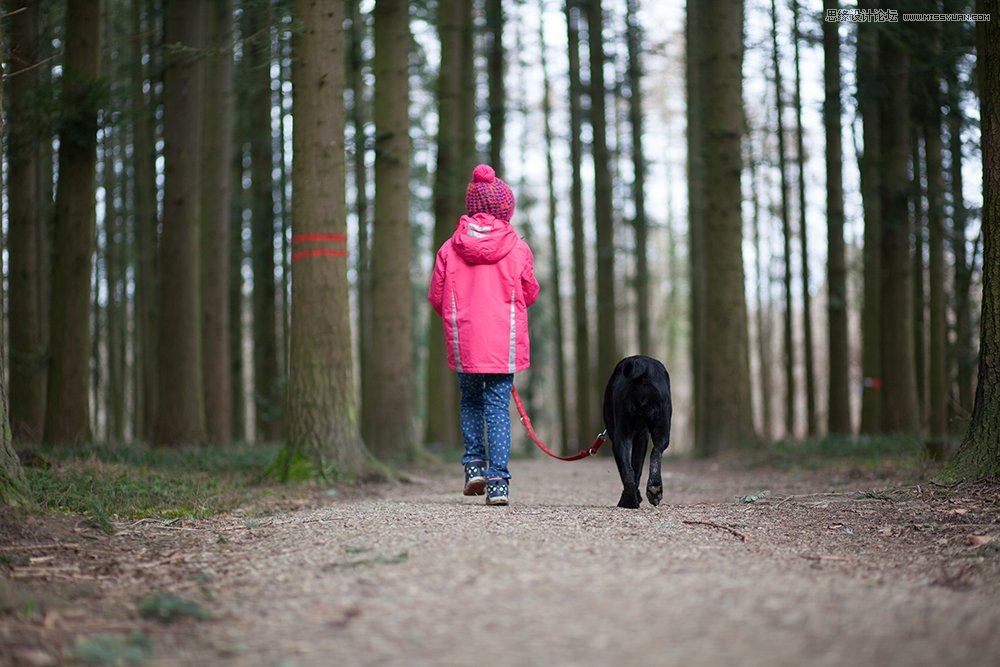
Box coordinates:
[682,520,749,542]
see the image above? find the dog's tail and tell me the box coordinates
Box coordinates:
[620,356,650,383]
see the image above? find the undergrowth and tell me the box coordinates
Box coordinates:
[737,434,933,473]
[20,442,287,530]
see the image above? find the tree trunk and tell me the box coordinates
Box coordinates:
[943,9,975,426]
[568,1,594,445]
[588,0,618,387]
[0,12,33,507]
[770,0,796,439]
[911,129,927,425]
[5,0,46,444]
[287,0,376,480]
[244,2,281,442]
[699,0,753,453]
[878,24,920,434]
[857,0,882,435]
[201,0,234,445]
[539,11,570,452]
[824,0,850,435]
[348,0,372,428]
[686,0,707,452]
[486,0,504,169]
[749,133,771,440]
[791,0,816,436]
[939,0,999,481]
[131,0,158,442]
[365,0,416,462]
[425,0,468,450]
[626,0,650,354]
[45,0,102,444]
[153,0,206,447]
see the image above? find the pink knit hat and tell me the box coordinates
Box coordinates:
[465,164,515,221]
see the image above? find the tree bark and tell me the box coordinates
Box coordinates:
[626,0,650,354]
[0,11,33,507]
[686,0,707,452]
[365,0,416,462]
[45,0,102,444]
[699,0,754,453]
[487,0,504,169]
[878,23,921,434]
[588,0,618,388]
[857,0,882,435]
[568,1,594,445]
[244,1,282,442]
[824,0,851,435]
[791,0,816,436]
[131,0,158,442]
[5,0,47,444]
[287,0,377,480]
[539,11,570,452]
[425,0,469,450]
[201,0,234,444]
[940,0,999,481]
[153,0,206,447]
[770,0,796,439]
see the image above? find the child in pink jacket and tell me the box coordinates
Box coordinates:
[428,164,540,505]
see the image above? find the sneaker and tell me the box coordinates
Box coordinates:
[463,461,486,496]
[486,479,509,506]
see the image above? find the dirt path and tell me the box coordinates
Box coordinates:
[3,457,1000,666]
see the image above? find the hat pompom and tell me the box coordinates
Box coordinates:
[472,164,496,183]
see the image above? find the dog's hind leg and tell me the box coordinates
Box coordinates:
[612,435,641,509]
[645,419,671,507]
[629,428,648,507]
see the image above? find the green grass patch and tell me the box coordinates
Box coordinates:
[137,592,210,623]
[21,442,288,528]
[74,632,151,665]
[739,434,927,472]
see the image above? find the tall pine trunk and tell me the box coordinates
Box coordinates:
[153,0,206,447]
[686,0,707,452]
[287,0,376,480]
[939,0,999,481]
[824,0,850,435]
[487,0,504,169]
[698,0,753,453]
[878,24,920,434]
[45,0,102,444]
[245,2,281,442]
[769,0,796,438]
[201,0,234,444]
[626,0,650,354]
[1,11,32,506]
[131,0,158,442]
[791,0,816,436]
[539,11,569,452]
[857,0,882,434]
[568,1,594,445]
[365,0,416,461]
[6,0,46,443]
[588,0,618,385]
[425,0,468,450]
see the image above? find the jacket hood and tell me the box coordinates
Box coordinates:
[451,212,519,265]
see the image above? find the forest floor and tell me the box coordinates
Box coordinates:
[1,451,999,667]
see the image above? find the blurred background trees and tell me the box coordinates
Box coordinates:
[1,0,996,486]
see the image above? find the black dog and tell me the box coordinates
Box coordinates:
[602,355,672,509]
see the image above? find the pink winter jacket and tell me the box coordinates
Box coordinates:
[428,212,540,374]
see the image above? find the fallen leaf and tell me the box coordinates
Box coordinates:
[945,508,969,515]
[966,534,997,547]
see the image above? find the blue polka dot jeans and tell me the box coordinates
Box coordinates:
[458,373,514,482]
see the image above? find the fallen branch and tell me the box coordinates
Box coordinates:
[682,520,749,542]
[801,554,850,562]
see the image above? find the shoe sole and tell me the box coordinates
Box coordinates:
[486,495,508,506]
[463,478,486,496]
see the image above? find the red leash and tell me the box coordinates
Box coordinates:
[511,385,606,461]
